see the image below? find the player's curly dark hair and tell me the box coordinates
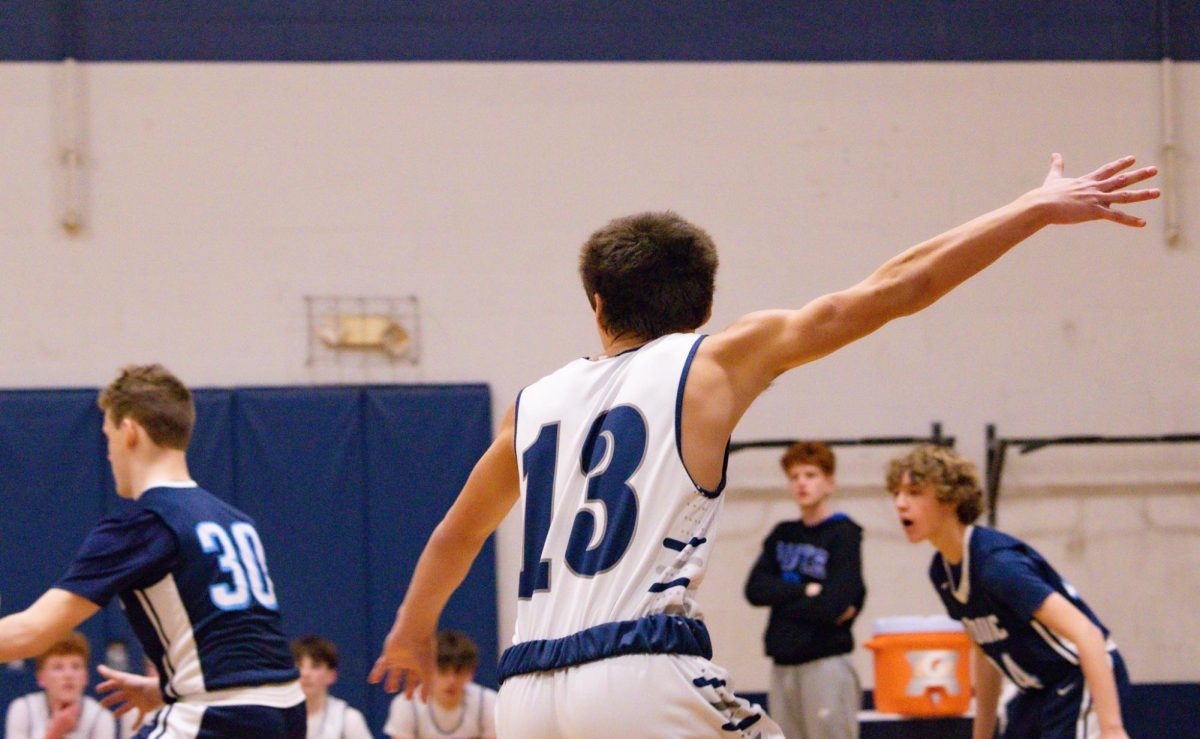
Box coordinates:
[886,445,984,524]
[579,212,718,342]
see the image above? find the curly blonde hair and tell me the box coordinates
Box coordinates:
[886,445,984,524]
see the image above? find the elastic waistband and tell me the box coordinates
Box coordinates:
[176,680,304,707]
[498,614,712,685]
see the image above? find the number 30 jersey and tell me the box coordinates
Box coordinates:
[56,483,300,702]
[507,333,722,656]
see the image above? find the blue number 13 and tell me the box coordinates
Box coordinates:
[518,405,647,598]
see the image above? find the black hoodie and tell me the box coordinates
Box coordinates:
[744,513,866,665]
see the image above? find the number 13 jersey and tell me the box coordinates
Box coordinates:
[506,333,722,666]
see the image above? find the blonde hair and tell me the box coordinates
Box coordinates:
[886,445,984,524]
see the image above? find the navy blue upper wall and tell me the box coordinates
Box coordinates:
[2,1,1197,62]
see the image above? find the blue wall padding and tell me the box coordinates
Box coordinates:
[0,390,110,710]
[1,2,1197,61]
[188,389,237,505]
[0,384,495,739]
[361,385,499,714]
[233,387,373,721]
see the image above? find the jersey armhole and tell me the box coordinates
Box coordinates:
[674,334,728,498]
[512,388,525,461]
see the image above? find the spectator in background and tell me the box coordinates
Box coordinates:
[291,636,372,739]
[745,441,865,739]
[5,631,116,739]
[384,631,496,739]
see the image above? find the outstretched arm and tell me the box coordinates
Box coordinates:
[370,405,521,699]
[0,589,99,662]
[707,155,1159,402]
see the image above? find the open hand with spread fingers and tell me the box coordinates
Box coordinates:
[1027,153,1160,227]
[96,664,164,727]
[368,622,437,701]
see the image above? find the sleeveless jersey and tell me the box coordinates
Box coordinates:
[930,525,1115,691]
[500,333,722,680]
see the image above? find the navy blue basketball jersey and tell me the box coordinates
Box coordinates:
[56,483,299,702]
[929,526,1114,691]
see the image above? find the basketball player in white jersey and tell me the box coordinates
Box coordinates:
[370,153,1158,737]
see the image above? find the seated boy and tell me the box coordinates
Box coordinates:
[290,636,372,739]
[886,445,1130,739]
[383,631,496,739]
[5,632,116,739]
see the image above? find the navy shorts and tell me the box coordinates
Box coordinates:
[1003,651,1132,739]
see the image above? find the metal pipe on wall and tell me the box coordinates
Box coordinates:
[1160,0,1181,246]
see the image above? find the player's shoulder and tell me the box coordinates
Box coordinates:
[138,485,254,525]
[89,504,172,540]
[971,527,1043,586]
[927,552,945,584]
[971,525,1023,549]
[971,526,1032,565]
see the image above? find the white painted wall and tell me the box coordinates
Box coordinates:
[1,62,1197,686]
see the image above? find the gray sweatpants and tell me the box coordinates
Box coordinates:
[769,654,860,739]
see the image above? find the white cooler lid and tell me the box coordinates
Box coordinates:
[872,615,964,635]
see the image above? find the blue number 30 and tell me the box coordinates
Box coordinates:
[519,405,647,598]
[196,521,279,610]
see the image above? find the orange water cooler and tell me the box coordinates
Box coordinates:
[865,615,973,716]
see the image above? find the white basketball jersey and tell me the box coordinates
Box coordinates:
[511,333,722,645]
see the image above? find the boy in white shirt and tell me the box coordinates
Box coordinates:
[291,636,372,739]
[5,632,116,739]
[384,631,495,739]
